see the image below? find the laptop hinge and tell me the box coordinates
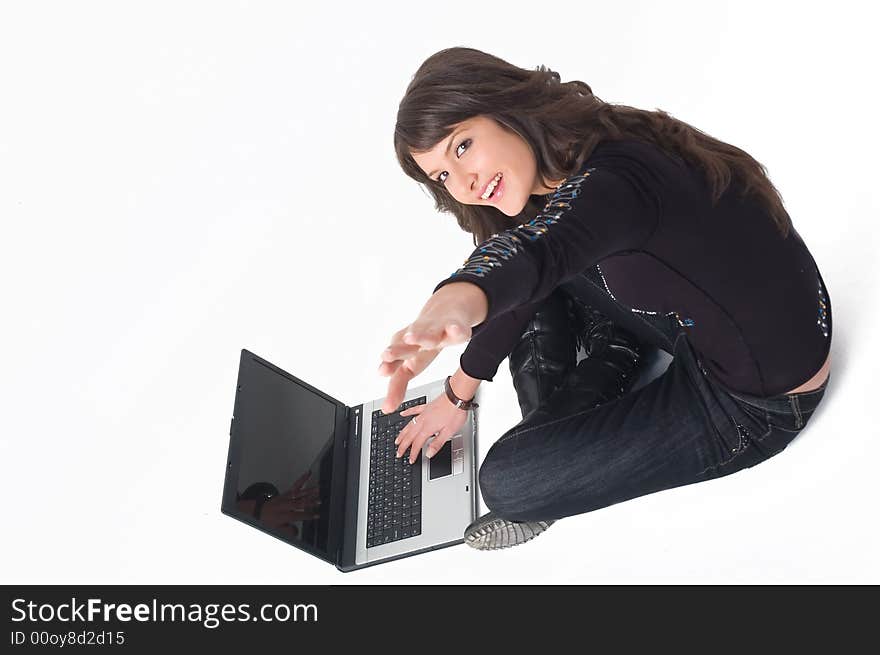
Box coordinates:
[338,406,350,565]
[338,404,363,570]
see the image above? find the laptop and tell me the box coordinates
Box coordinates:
[221,349,480,572]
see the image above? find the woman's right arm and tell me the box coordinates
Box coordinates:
[449,365,481,402]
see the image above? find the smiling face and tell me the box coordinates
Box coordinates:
[410,115,564,216]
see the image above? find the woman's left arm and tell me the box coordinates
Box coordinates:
[397,281,488,350]
[385,167,659,369]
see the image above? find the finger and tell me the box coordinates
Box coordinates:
[404,321,470,350]
[403,323,445,349]
[285,492,316,504]
[394,419,411,456]
[403,421,441,464]
[288,487,321,501]
[379,326,423,374]
[296,490,321,504]
[396,408,427,443]
[390,324,419,350]
[379,354,423,379]
[394,415,421,458]
[381,342,421,363]
[290,470,311,492]
[394,404,431,455]
[408,428,441,465]
[425,427,449,459]
[377,358,403,377]
[381,366,414,414]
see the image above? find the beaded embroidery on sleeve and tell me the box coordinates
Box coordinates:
[441,167,597,281]
[817,275,829,338]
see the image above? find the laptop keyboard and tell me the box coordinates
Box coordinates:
[367,396,426,548]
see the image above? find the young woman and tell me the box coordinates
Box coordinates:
[377,47,832,551]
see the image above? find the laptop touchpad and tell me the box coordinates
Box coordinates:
[428,438,453,480]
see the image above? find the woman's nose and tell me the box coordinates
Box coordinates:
[455,175,477,200]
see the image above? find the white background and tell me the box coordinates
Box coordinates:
[2,0,877,584]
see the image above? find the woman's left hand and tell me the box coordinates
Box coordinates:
[400,281,487,350]
[379,281,489,374]
[395,394,470,464]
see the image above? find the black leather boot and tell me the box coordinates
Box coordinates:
[569,299,645,398]
[508,289,577,420]
[517,299,646,428]
[468,292,641,551]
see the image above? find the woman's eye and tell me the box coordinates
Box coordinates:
[437,139,471,184]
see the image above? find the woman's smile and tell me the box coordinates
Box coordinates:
[481,173,505,203]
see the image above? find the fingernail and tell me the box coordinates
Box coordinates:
[426,449,434,458]
[395,451,401,458]
[394,437,399,445]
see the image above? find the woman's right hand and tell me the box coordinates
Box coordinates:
[377,325,442,414]
[395,392,469,464]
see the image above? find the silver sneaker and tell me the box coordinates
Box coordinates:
[464,511,555,550]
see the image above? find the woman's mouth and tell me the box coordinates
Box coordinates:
[481,172,504,203]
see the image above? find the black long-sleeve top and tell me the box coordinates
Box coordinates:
[434,138,832,398]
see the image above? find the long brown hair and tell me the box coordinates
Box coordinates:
[394,47,793,246]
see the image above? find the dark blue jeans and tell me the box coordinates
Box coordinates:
[478,269,830,522]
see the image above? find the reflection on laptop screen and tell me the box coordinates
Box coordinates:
[234,357,337,558]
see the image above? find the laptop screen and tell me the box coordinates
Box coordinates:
[228,355,338,561]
